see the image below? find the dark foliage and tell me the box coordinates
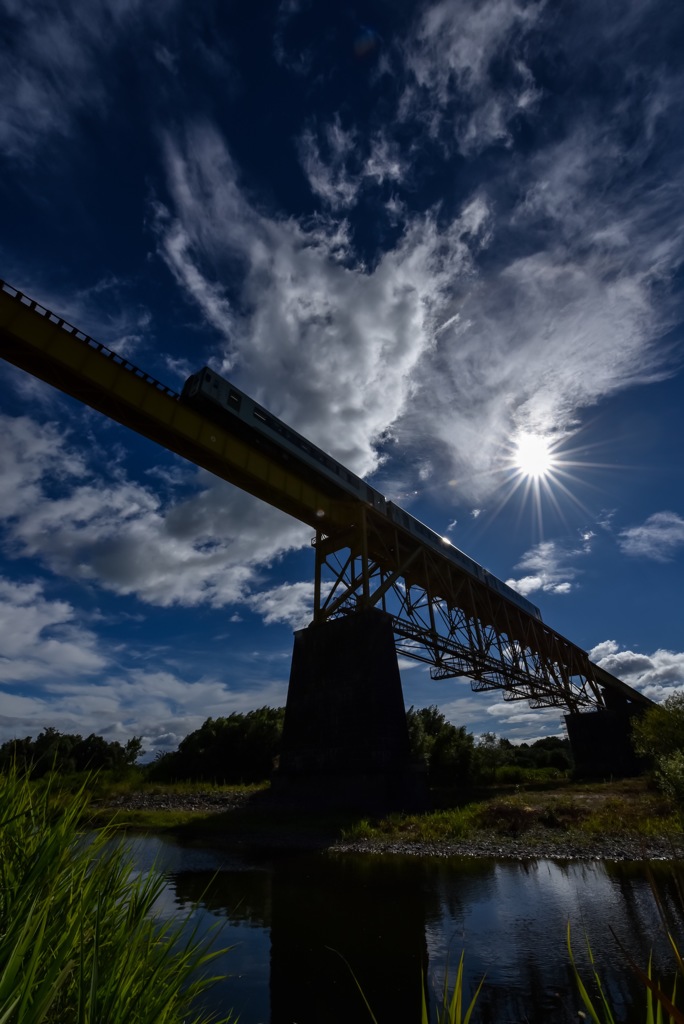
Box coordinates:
[473,731,572,782]
[0,727,143,778]
[146,707,286,784]
[406,705,475,785]
[0,707,571,788]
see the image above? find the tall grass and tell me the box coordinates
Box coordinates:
[0,770,231,1024]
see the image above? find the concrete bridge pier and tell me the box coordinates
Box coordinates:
[273,609,426,810]
[565,690,647,778]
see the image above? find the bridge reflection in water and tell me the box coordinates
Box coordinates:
[128,834,682,1024]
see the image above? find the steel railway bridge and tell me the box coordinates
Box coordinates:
[0,281,651,799]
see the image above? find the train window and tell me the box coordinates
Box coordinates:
[253,408,267,422]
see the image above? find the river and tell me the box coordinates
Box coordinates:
[125,834,683,1024]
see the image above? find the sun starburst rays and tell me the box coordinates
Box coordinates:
[485,428,613,537]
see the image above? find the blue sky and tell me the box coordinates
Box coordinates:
[1,0,683,757]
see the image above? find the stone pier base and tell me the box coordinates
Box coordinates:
[273,610,426,810]
[565,701,646,778]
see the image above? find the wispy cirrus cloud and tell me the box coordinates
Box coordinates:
[398,0,544,152]
[298,118,406,212]
[0,0,180,162]
[152,0,684,506]
[617,512,684,562]
[154,120,479,480]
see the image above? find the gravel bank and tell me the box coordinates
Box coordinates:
[102,791,684,862]
[102,790,253,813]
[330,833,684,862]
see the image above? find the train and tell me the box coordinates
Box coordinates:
[181,367,543,622]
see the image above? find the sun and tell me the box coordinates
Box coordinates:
[491,423,612,536]
[513,432,556,480]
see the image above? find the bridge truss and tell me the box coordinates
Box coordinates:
[0,280,650,716]
[313,513,644,714]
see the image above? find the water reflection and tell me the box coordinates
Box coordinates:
[126,836,683,1024]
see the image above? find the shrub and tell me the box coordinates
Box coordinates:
[656,750,684,803]
[633,692,684,802]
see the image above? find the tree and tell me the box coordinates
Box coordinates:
[406,706,474,786]
[632,692,684,761]
[0,729,144,778]
[147,708,285,784]
[632,692,684,801]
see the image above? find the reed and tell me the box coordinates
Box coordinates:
[426,954,485,1024]
[0,769,231,1024]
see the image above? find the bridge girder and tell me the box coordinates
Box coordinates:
[313,512,637,714]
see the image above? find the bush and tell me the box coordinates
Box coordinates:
[633,692,684,761]
[633,692,684,801]
[656,750,684,803]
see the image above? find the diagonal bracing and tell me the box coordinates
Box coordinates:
[312,512,647,714]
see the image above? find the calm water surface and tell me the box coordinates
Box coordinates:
[126,835,684,1024]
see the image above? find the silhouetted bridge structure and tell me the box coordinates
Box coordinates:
[0,280,652,802]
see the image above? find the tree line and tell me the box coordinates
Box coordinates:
[0,727,143,778]
[0,707,572,786]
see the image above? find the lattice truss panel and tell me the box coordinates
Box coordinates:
[312,509,607,713]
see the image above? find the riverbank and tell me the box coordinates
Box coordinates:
[91,777,684,861]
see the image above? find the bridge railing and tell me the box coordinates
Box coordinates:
[0,280,179,399]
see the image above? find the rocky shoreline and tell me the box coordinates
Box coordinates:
[330,833,684,862]
[102,789,684,862]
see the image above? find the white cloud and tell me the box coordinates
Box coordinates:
[399,0,544,151]
[247,582,315,631]
[0,568,291,752]
[155,121,482,480]
[618,512,684,562]
[590,640,684,701]
[506,540,581,596]
[587,640,619,662]
[298,118,406,212]
[0,660,288,756]
[6,0,683,511]
[150,1,684,506]
[0,577,107,683]
[0,413,310,610]
[486,702,563,731]
[298,117,362,210]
